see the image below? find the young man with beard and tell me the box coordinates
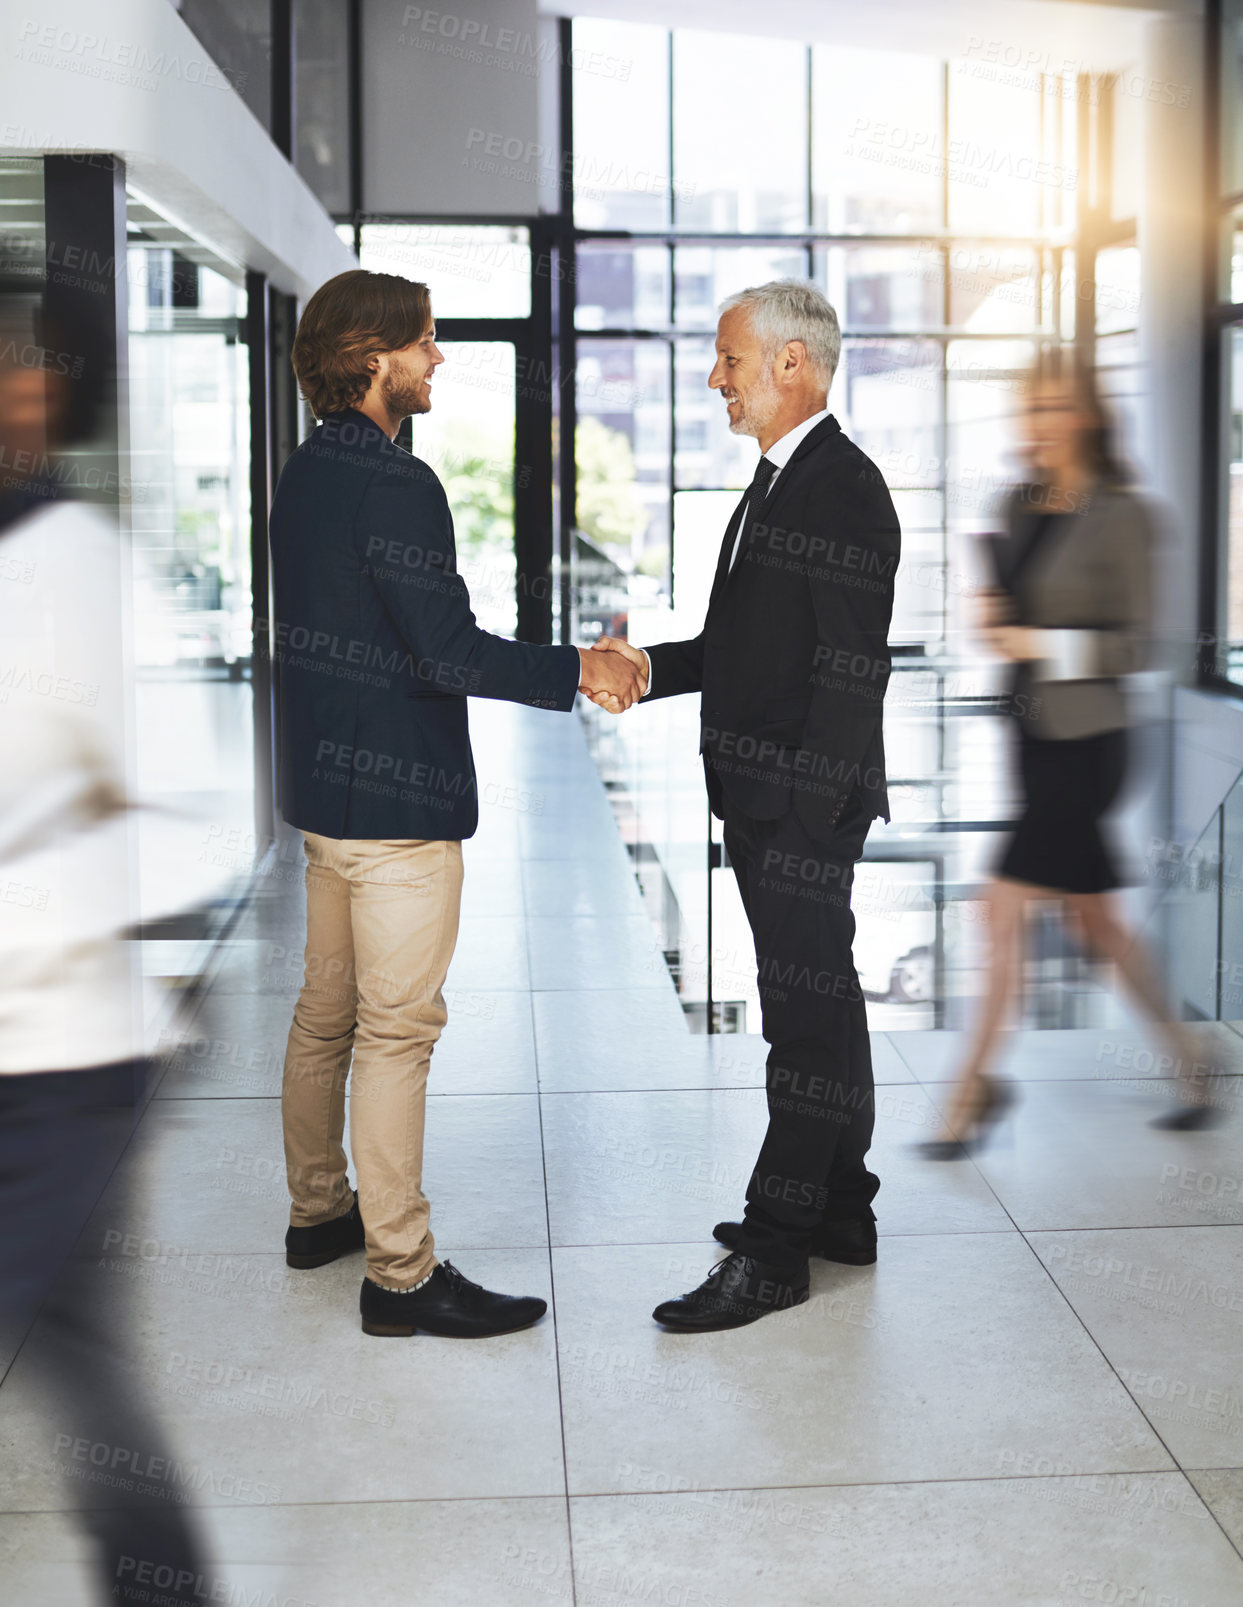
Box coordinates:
[270,270,644,1337]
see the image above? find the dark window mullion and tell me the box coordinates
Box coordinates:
[805,44,814,233]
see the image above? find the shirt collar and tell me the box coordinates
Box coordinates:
[762,407,832,473]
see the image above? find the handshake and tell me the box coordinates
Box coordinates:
[575,636,649,714]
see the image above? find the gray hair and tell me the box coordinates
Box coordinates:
[718,280,841,388]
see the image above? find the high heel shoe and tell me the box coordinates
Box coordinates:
[1150,1076,1231,1131]
[917,1076,1017,1160]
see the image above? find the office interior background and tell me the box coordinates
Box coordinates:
[5,0,1243,1602]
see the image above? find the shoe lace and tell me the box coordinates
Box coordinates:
[439,1260,483,1295]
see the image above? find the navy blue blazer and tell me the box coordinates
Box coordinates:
[268,409,580,841]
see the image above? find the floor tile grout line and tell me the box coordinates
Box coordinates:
[559,1464,1236,1499]
[524,899,579,1607]
[1004,1217,1243,1565]
[3,1464,1238,1521]
[892,1095,1191,1525]
[59,1222,1243,1267]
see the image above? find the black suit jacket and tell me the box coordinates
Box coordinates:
[268,409,580,841]
[644,415,899,841]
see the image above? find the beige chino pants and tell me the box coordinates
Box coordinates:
[281,831,463,1288]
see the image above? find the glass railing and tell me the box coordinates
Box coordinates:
[574,622,1133,1035]
[1161,773,1243,1031]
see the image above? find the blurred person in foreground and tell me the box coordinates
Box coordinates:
[271,271,644,1340]
[920,350,1224,1158]
[0,319,212,1600]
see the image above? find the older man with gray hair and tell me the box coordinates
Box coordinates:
[593,280,901,1331]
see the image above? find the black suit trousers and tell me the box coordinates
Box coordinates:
[722,788,880,1268]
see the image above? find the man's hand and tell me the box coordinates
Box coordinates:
[577,639,648,713]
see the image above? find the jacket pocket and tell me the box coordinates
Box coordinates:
[761,695,810,725]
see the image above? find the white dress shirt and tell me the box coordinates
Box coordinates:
[728,407,832,572]
[640,408,832,694]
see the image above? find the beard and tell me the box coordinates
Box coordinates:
[727,368,781,439]
[381,362,430,420]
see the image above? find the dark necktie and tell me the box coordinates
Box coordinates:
[710,455,780,606]
[751,454,777,498]
[729,455,777,571]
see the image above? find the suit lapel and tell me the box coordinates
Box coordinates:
[712,416,843,602]
[707,487,753,611]
[756,413,841,530]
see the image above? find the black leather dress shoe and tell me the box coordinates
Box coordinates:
[712,1215,877,1266]
[285,1191,365,1269]
[652,1252,809,1332]
[360,1261,547,1338]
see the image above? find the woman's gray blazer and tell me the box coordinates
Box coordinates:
[993,483,1154,741]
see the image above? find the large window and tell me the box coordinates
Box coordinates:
[127,206,254,917]
[357,225,535,638]
[569,30,1078,648]
[1215,0,1243,681]
[568,18,1110,1035]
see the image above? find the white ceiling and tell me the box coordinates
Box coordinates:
[538,0,1201,72]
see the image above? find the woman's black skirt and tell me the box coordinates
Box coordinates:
[996,726,1128,894]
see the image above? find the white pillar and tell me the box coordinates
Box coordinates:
[1137,15,1206,677]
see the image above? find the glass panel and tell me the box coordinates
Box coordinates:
[1223,326,1243,681]
[668,241,804,332]
[1224,204,1243,305]
[1166,811,1221,1022]
[673,337,754,490]
[1223,0,1243,197]
[1111,70,1140,222]
[127,243,254,900]
[294,0,352,215]
[575,339,671,605]
[946,338,1034,536]
[1037,71,1078,236]
[811,46,943,233]
[891,526,946,649]
[576,245,670,330]
[0,156,44,295]
[672,31,808,232]
[572,17,671,230]
[1095,245,1140,336]
[1059,247,1079,342]
[854,862,938,1030]
[946,67,1043,235]
[673,245,808,333]
[1095,331,1142,466]
[177,0,272,129]
[584,688,708,1020]
[815,246,943,332]
[358,224,530,319]
[947,246,1039,334]
[710,854,759,1030]
[1220,778,1243,1029]
[671,489,738,623]
[409,341,516,636]
[840,339,942,489]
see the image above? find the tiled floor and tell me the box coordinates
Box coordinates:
[3,702,1242,1604]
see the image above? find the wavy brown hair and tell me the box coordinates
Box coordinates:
[1029,344,1130,487]
[291,270,431,417]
